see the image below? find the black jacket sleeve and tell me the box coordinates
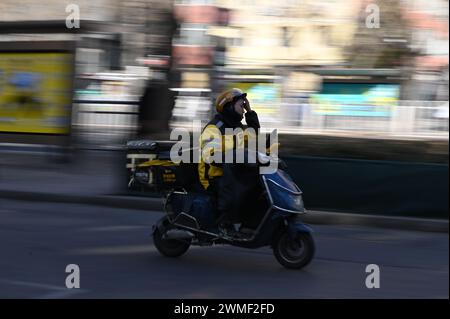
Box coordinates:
[244,110,260,130]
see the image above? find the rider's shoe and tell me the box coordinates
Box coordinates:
[239,227,255,236]
[218,223,239,237]
[219,224,255,239]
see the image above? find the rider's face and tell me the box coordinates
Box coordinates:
[233,99,245,117]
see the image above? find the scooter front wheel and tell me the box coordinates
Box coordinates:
[153,228,191,258]
[273,231,315,269]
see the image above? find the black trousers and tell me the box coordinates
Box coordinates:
[205,177,234,224]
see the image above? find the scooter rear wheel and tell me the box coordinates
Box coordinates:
[273,231,315,269]
[153,228,191,258]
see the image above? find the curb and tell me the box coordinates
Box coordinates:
[0,190,448,233]
[302,210,449,233]
[0,190,164,211]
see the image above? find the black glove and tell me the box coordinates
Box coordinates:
[244,110,260,130]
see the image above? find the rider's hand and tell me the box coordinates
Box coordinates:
[243,97,252,113]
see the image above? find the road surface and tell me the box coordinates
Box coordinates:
[0,199,447,298]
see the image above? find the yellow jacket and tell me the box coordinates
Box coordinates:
[198,111,260,190]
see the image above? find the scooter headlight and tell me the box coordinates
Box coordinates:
[264,171,305,213]
[287,193,305,212]
[269,185,305,212]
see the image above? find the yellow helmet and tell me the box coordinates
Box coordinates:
[215,88,247,113]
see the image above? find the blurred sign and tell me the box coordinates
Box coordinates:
[0,52,73,134]
[310,83,400,117]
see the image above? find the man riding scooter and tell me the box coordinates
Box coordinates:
[198,88,261,236]
[144,88,315,269]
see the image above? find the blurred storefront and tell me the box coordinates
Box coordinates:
[0,0,447,146]
[0,39,75,149]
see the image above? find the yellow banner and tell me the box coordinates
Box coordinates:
[0,52,73,134]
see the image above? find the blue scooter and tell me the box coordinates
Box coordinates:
[151,151,315,270]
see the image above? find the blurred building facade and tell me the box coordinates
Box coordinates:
[0,0,448,145]
[403,0,449,101]
[2,0,447,98]
[215,0,360,68]
[0,0,118,22]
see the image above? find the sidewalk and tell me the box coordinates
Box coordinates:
[0,149,448,233]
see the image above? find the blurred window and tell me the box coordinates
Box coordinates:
[174,0,214,4]
[76,48,103,74]
[282,26,297,47]
[174,23,211,46]
[228,37,243,47]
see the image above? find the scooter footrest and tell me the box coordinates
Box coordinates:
[173,213,201,230]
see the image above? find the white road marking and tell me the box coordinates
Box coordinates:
[0,279,87,299]
[67,244,158,255]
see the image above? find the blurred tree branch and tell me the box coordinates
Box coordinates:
[347,0,417,69]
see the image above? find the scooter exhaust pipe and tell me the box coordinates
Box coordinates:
[163,229,195,240]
